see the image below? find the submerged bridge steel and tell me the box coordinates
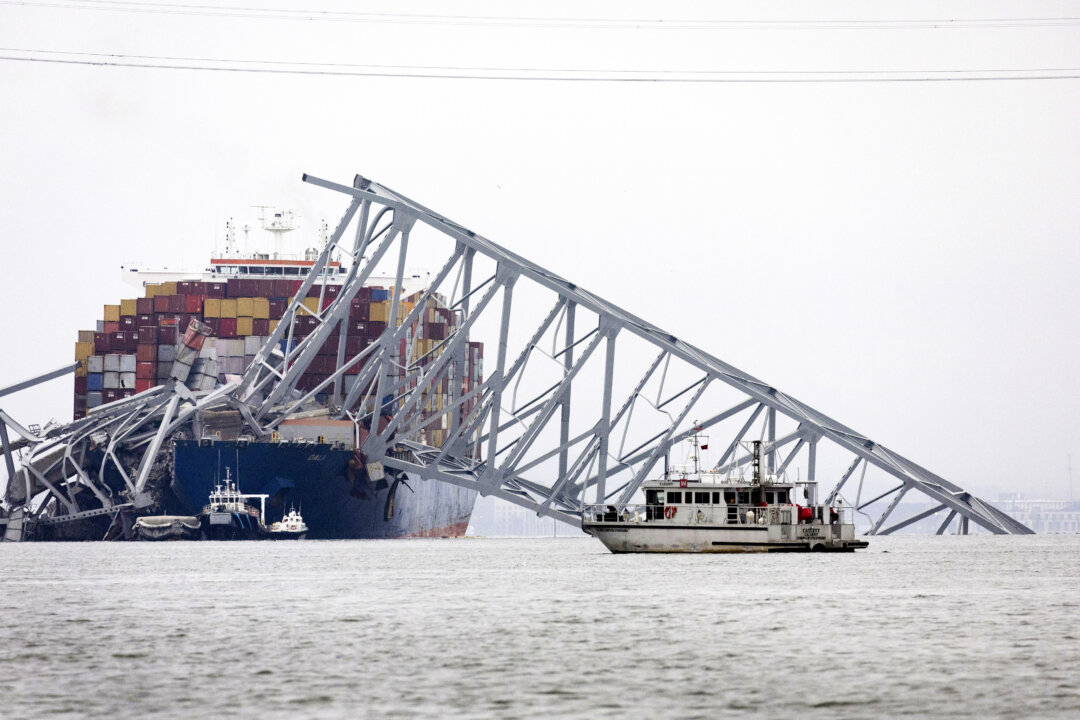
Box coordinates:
[0,173,1032,539]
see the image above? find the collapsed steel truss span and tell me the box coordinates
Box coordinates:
[0,173,1032,540]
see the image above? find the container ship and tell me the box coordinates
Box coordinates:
[67,212,480,539]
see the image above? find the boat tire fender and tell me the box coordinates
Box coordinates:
[664,506,676,520]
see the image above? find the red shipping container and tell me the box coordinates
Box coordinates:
[136,361,155,379]
[357,286,373,301]
[136,344,157,362]
[141,326,158,344]
[273,279,292,298]
[252,318,270,335]
[111,332,126,349]
[184,294,204,313]
[269,299,286,318]
[207,282,227,298]
[367,321,387,337]
[119,316,135,330]
[94,332,111,353]
[219,317,237,338]
[288,280,303,297]
[153,295,170,312]
[238,278,258,296]
[168,294,185,312]
[135,378,153,394]
[321,295,336,311]
[158,326,177,345]
[203,317,220,335]
[103,389,119,403]
[324,285,340,298]
[190,281,206,295]
[103,321,120,333]
[120,389,135,398]
[74,376,88,394]
[346,336,365,355]
[136,314,155,329]
[177,281,191,294]
[136,297,154,315]
[257,279,275,298]
[226,278,242,298]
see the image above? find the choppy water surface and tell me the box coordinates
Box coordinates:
[1,535,1077,719]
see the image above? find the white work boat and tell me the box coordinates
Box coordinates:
[582,435,868,553]
[267,505,308,540]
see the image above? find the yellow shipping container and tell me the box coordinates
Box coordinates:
[369,301,390,322]
[301,297,320,315]
[161,281,177,295]
[77,330,95,343]
[144,283,161,298]
[268,319,279,334]
[220,299,238,319]
[75,362,88,378]
[237,297,254,317]
[204,298,221,318]
[103,304,120,322]
[252,297,270,319]
[237,317,254,336]
[120,299,137,317]
[75,341,94,361]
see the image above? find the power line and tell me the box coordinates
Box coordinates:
[3,49,1080,82]
[5,0,1080,31]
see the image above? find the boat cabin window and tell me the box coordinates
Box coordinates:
[712,492,721,504]
[694,491,709,504]
[737,491,750,504]
[666,491,682,504]
[725,491,736,504]
[777,489,789,503]
[646,489,660,504]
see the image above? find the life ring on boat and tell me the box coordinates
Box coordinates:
[664,506,677,519]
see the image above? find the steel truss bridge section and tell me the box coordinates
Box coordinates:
[1,173,1032,539]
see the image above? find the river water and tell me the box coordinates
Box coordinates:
[1,534,1077,719]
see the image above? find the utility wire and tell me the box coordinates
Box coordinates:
[4,0,1080,31]
[3,49,1080,82]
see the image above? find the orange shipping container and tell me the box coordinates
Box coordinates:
[252,297,270,319]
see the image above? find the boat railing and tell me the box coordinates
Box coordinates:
[583,502,853,526]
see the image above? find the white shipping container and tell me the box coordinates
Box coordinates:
[244,335,263,355]
[192,358,219,377]
[225,357,245,374]
[87,391,103,408]
[199,346,218,361]
[120,355,136,373]
[87,356,104,373]
[158,344,177,362]
[226,339,245,357]
[120,372,136,389]
[104,354,121,372]
[103,372,119,389]
[171,361,191,383]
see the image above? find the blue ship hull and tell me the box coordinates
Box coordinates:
[172,440,476,539]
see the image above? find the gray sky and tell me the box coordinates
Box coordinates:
[1,1,1078,501]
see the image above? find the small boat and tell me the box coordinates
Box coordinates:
[267,505,308,540]
[199,467,269,540]
[582,435,868,553]
[133,514,202,541]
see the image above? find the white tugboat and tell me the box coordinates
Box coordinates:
[582,436,868,553]
[268,505,308,540]
[200,468,269,540]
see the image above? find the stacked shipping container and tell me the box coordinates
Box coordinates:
[72,280,482,449]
